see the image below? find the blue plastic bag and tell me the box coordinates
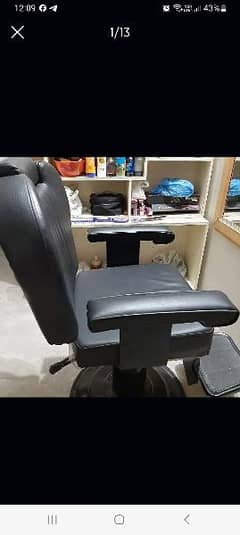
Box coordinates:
[228,177,240,197]
[150,178,194,198]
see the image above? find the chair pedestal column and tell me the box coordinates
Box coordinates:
[70,365,185,397]
[112,366,147,396]
[106,237,140,267]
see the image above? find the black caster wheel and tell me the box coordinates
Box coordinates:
[70,366,116,397]
[152,366,186,396]
[70,366,185,397]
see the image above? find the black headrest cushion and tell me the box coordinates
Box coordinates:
[0,157,39,184]
[0,158,20,177]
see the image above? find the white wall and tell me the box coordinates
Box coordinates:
[199,158,240,346]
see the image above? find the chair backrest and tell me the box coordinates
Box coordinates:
[0,158,79,344]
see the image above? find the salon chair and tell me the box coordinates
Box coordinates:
[0,157,239,397]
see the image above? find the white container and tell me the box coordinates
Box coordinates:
[134,157,144,176]
[97,157,107,177]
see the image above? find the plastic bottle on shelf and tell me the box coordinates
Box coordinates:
[97,157,107,177]
[134,157,144,176]
[106,157,116,176]
[85,157,96,177]
[145,205,153,217]
[138,200,145,216]
[126,157,135,176]
[114,157,126,176]
[131,198,138,216]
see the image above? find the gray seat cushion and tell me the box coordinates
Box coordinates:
[74,263,213,367]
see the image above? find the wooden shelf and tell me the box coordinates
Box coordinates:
[130,214,208,226]
[146,157,213,162]
[61,176,145,182]
[72,221,130,228]
[71,214,208,229]
[41,156,215,288]
[223,212,240,222]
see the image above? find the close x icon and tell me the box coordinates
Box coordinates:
[10,25,24,39]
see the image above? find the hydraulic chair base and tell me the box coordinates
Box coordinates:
[70,365,186,397]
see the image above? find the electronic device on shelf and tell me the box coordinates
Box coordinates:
[146,193,200,214]
[225,195,240,211]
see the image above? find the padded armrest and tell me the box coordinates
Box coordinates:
[88,290,239,332]
[88,225,175,244]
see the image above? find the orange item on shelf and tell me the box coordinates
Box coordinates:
[54,159,85,177]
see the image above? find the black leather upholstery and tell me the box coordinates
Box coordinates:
[88,225,175,267]
[0,158,239,373]
[88,226,175,244]
[74,264,215,366]
[88,289,238,331]
[0,158,79,344]
[86,284,238,369]
[0,157,39,183]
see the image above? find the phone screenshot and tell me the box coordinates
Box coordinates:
[0,0,239,518]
